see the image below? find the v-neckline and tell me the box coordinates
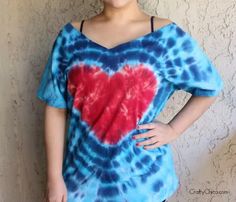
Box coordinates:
[67,21,176,51]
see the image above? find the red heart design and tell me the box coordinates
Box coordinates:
[67,63,158,145]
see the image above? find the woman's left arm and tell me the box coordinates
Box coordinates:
[133,95,218,149]
[168,95,217,137]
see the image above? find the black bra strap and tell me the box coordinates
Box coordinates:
[150,16,154,32]
[80,19,85,33]
[80,17,154,33]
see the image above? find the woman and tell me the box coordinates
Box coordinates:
[36,0,224,202]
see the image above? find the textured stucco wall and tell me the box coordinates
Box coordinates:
[0,0,235,201]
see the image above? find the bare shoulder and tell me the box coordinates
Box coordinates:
[70,16,95,29]
[70,17,174,32]
[152,17,174,30]
[70,20,83,30]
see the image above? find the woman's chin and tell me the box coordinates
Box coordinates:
[102,0,135,8]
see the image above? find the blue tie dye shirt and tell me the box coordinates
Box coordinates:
[36,21,224,202]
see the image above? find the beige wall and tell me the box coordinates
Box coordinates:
[0,0,235,201]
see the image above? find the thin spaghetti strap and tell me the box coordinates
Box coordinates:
[150,15,154,32]
[80,19,85,33]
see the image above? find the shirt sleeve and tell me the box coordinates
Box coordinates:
[162,24,224,97]
[36,27,68,108]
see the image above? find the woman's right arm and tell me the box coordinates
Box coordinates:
[44,105,67,202]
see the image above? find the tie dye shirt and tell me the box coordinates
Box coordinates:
[36,21,223,202]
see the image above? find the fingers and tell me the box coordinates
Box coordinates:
[45,194,65,202]
[133,121,163,149]
[133,130,155,140]
[62,194,67,202]
[137,122,157,130]
[136,135,158,146]
[46,196,63,202]
[144,141,163,150]
[43,189,48,202]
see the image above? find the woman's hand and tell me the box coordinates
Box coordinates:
[132,120,181,150]
[44,175,67,202]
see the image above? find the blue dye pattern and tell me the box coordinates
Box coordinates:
[36,20,224,202]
